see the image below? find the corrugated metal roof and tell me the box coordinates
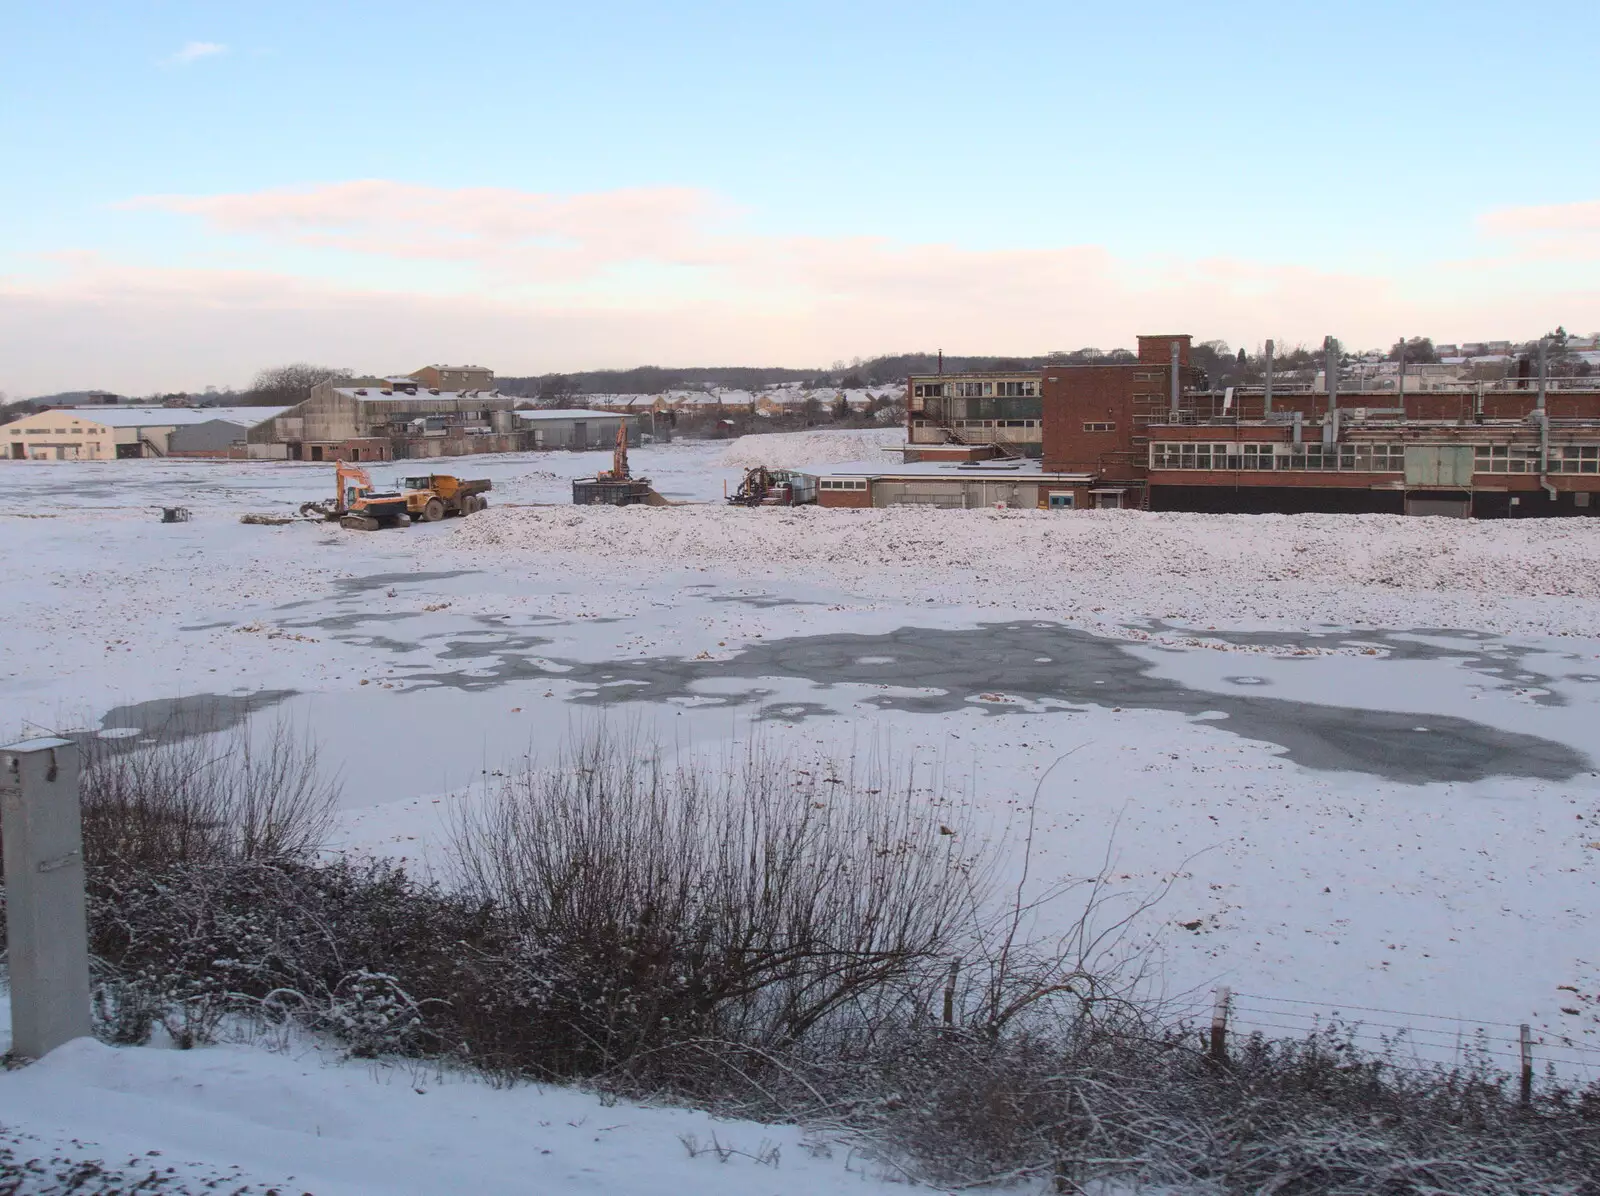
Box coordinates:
[48,406,288,428]
[817,458,1094,481]
[512,408,630,422]
[334,387,501,403]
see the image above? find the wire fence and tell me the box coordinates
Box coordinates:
[1196,988,1600,1085]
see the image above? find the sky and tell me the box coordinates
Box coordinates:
[3,0,1598,395]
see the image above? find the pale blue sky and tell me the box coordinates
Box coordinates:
[4,1,1597,393]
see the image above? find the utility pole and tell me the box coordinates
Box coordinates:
[2,738,92,1059]
[1170,340,1181,420]
[1397,335,1406,398]
[1538,335,1548,411]
[1324,335,1340,415]
[1263,339,1275,416]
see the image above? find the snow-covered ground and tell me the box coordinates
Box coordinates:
[0,1008,912,1194]
[4,430,1600,1185]
[717,427,904,468]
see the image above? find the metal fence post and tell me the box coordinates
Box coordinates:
[2,737,92,1059]
[1209,985,1231,1067]
[1520,1023,1533,1107]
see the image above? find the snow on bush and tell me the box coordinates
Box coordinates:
[717,428,904,470]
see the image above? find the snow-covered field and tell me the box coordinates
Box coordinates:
[4,429,1600,1188]
[0,1008,911,1195]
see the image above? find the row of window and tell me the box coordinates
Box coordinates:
[912,381,1038,399]
[1083,421,1115,432]
[9,427,95,436]
[1149,443,1408,472]
[1150,442,1600,475]
[820,478,868,490]
[1477,445,1600,474]
[949,419,1040,430]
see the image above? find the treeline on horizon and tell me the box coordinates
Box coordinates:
[12,330,1593,411]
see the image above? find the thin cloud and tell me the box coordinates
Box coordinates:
[9,181,1594,392]
[1478,199,1600,261]
[164,41,227,66]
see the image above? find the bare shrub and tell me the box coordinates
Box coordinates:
[446,730,992,1080]
[81,718,337,872]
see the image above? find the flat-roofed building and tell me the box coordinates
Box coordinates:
[2,406,286,461]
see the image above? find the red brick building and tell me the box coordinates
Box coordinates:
[904,333,1600,517]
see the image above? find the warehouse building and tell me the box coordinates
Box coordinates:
[247,380,521,461]
[3,406,286,461]
[909,334,1600,517]
[513,408,638,450]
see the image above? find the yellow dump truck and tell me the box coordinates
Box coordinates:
[396,474,493,523]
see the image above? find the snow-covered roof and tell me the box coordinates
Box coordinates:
[816,459,1094,481]
[512,408,631,422]
[334,387,501,403]
[55,406,288,428]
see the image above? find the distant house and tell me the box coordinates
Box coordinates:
[2,406,285,461]
[408,364,494,392]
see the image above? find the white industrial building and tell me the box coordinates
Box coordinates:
[2,407,288,461]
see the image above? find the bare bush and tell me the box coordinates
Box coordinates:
[446,731,992,1079]
[80,719,337,871]
[49,720,1600,1189]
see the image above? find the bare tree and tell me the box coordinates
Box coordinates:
[244,363,353,407]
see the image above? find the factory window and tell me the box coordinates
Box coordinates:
[820,478,868,490]
[1338,444,1406,472]
[914,383,945,398]
[952,382,992,398]
[1543,446,1600,474]
[997,381,1037,397]
[1082,422,1115,432]
[1150,441,1403,472]
[1474,444,1543,474]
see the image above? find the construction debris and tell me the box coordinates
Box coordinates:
[726,466,817,507]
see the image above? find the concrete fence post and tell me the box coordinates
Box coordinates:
[2,737,92,1059]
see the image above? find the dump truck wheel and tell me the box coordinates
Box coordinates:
[423,498,445,522]
[475,497,488,512]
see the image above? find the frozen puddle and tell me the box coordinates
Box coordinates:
[100,623,1592,786]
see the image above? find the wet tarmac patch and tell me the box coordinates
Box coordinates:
[1151,624,1565,707]
[387,623,1585,784]
[331,570,480,593]
[86,690,299,754]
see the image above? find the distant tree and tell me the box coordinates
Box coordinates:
[1237,347,1247,365]
[537,374,582,408]
[833,392,852,422]
[245,363,352,407]
[1387,337,1438,364]
[800,394,822,424]
[839,372,864,389]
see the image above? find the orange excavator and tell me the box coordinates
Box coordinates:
[596,423,631,482]
[300,462,411,530]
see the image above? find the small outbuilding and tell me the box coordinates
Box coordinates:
[816,460,1098,509]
